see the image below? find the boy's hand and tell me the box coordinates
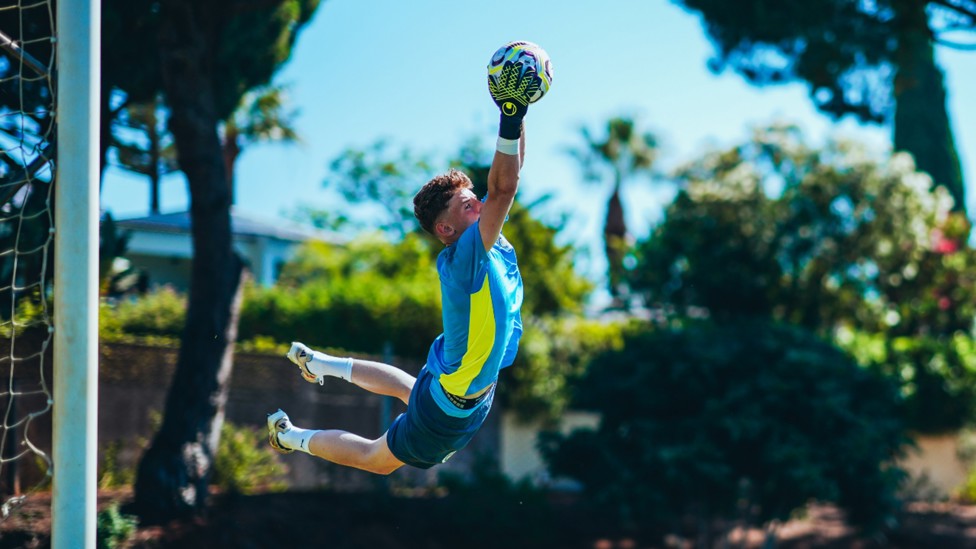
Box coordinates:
[489,61,539,138]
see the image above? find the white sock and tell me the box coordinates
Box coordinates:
[308,351,353,382]
[278,426,318,454]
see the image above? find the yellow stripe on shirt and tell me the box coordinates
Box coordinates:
[439,274,495,396]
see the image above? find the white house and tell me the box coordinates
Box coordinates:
[114,209,333,290]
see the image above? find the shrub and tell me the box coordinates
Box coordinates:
[503,316,629,423]
[211,420,288,494]
[96,503,137,549]
[541,319,909,543]
[837,328,976,433]
[98,440,136,489]
[100,286,186,341]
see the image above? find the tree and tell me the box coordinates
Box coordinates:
[630,123,976,431]
[568,117,658,304]
[221,84,301,205]
[632,123,971,334]
[104,85,298,214]
[108,0,322,522]
[541,320,907,546]
[109,95,178,214]
[312,139,435,237]
[673,0,971,213]
[104,22,300,214]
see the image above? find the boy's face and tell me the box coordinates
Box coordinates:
[437,188,482,243]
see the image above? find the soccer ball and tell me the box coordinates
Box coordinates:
[487,41,553,104]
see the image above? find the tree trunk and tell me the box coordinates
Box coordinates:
[604,181,628,301]
[222,126,240,206]
[148,97,162,215]
[98,77,113,187]
[891,0,966,213]
[133,0,244,523]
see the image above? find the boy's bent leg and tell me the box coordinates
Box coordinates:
[287,342,414,405]
[268,409,403,475]
[307,430,404,476]
[350,359,415,405]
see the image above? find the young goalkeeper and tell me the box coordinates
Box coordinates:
[265,58,538,473]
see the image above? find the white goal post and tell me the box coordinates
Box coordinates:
[53,0,100,547]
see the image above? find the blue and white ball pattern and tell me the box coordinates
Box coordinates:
[487,41,553,104]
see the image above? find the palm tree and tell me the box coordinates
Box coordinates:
[108,85,299,214]
[111,94,179,214]
[570,116,658,305]
[221,85,300,204]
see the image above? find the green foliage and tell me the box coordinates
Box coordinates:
[212,0,320,120]
[241,234,442,358]
[100,287,187,340]
[838,329,976,433]
[96,503,138,549]
[212,420,289,494]
[541,320,908,539]
[504,316,628,423]
[631,124,976,431]
[954,428,976,503]
[105,0,320,120]
[633,124,964,332]
[674,0,965,210]
[501,201,593,316]
[312,139,436,237]
[98,441,137,490]
[0,288,49,338]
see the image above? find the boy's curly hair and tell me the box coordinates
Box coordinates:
[413,169,473,236]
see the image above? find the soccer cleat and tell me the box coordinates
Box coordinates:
[267,409,295,454]
[287,341,323,385]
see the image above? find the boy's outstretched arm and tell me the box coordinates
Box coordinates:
[480,60,537,251]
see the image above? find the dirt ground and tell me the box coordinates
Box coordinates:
[2,490,976,549]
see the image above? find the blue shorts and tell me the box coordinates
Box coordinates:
[386,366,493,469]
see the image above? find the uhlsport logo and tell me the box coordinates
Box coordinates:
[502,101,517,116]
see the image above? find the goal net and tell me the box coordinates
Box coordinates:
[0,0,58,515]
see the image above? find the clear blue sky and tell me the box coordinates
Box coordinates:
[100,0,976,283]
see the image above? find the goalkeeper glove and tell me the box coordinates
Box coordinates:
[488,60,540,139]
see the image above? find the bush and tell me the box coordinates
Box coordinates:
[541,319,909,543]
[98,440,136,489]
[837,328,976,433]
[238,236,443,358]
[503,316,629,423]
[954,428,976,503]
[96,503,137,549]
[212,420,288,494]
[100,286,186,341]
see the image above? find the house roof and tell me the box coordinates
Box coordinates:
[114,209,336,243]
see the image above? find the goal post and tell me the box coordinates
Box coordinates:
[53,0,100,546]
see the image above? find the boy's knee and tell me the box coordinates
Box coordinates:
[368,457,402,475]
[366,442,403,475]
[371,463,400,476]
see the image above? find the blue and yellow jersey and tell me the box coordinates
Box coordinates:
[425,220,523,416]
